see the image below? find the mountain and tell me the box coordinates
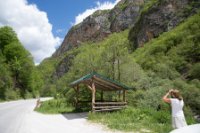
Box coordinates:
[53,0,144,57]
[45,0,199,80]
[54,0,200,57]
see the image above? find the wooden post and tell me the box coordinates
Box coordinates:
[76,85,79,109]
[123,90,126,102]
[101,90,103,102]
[91,82,96,112]
[118,90,121,101]
[74,85,79,109]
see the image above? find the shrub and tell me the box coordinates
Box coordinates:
[189,63,200,79]
[189,79,200,88]
[127,89,145,106]
[183,87,200,115]
[152,110,171,124]
[138,87,170,109]
[35,99,74,114]
[24,90,33,99]
[4,88,21,100]
[184,106,197,124]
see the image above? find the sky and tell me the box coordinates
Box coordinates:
[0,0,120,64]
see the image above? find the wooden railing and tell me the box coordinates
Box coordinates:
[93,102,127,112]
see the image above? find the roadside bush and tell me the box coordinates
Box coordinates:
[24,90,33,99]
[4,88,21,100]
[35,99,74,114]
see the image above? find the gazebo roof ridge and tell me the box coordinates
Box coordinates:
[70,72,131,90]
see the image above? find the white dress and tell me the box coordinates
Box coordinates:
[170,98,187,129]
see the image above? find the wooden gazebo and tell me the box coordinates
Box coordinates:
[70,72,131,112]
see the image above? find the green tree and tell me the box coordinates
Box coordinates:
[0,26,18,49]
[0,53,12,99]
[100,31,129,81]
[0,26,41,99]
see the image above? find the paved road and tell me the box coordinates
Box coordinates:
[0,99,122,133]
[0,99,37,133]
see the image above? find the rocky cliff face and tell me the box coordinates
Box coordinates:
[49,0,200,79]
[129,0,200,49]
[53,0,144,57]
[52,54,74,79]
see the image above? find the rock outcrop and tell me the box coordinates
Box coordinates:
[52,54,74,79]
[129,0,200,49]
[53,0,144,57]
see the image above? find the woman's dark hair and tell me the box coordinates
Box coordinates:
[171,89,183,100]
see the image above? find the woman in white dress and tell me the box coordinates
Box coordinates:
[162,89,187,129]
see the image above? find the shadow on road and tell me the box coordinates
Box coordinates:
[61,112,88,120]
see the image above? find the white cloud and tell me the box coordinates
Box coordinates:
[56,29,64,34]
[0,0,62,64]
[73,0,121,25]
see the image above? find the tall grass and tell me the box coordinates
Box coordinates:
[88,107,196,133]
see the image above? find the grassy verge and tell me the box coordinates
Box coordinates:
[35,99,75,114]
[88,107,196,133]
[0,99,5,103]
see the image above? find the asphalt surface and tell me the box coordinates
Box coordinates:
[0,99,37,133]
[0,99,121,133]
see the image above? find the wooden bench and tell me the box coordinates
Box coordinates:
[93,102,127,112]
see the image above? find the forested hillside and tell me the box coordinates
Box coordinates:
[0,26,42,100]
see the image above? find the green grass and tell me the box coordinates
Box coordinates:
[117,0,144,11]
[88,107,172,132]
[118,0,129,11]
[92,10,110,17]
[35,99,75,114]
[0,99,5,103]
[140,0,159,15]
[88,107,177,133]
